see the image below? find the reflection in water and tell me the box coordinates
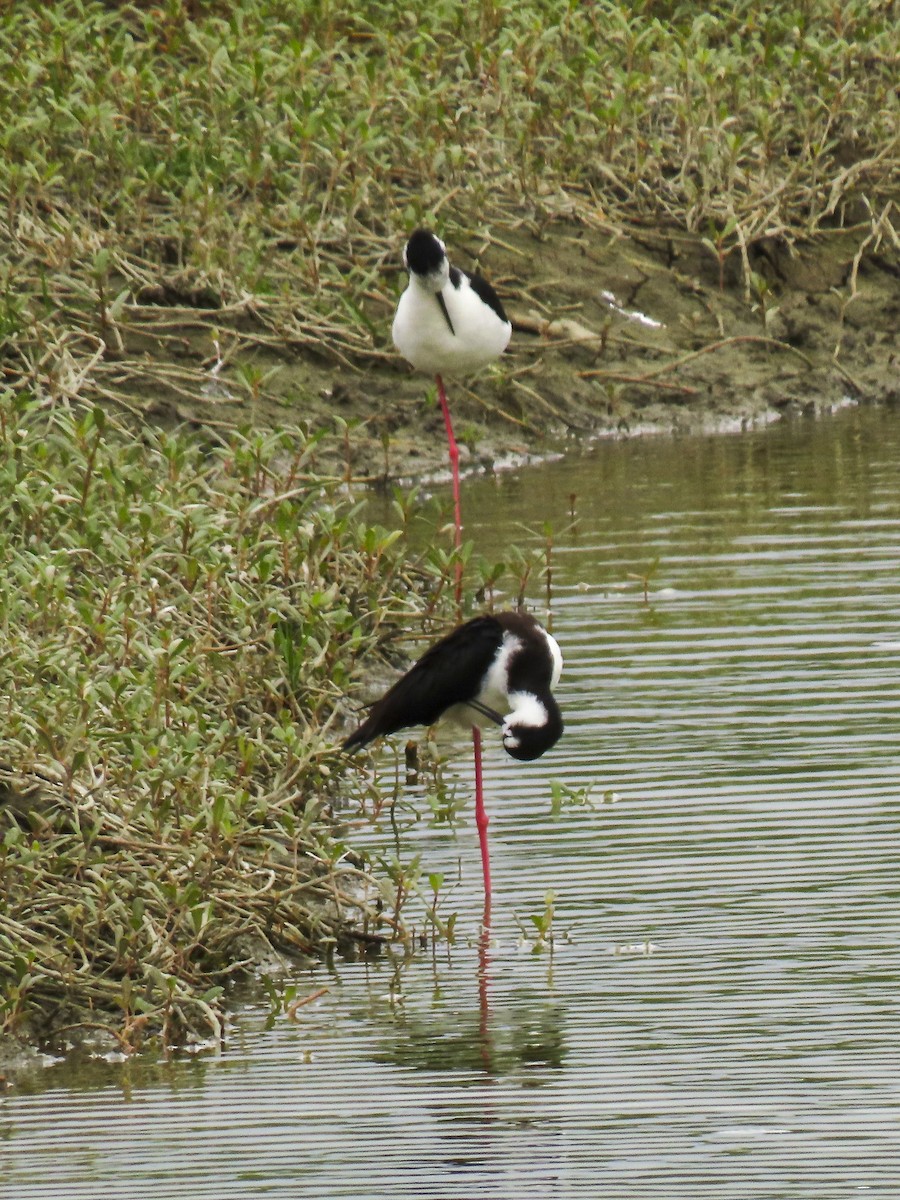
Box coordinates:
[3,405,900,1199]
[347,900,566,1079]
[371,981,566,1079]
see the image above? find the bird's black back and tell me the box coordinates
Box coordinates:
[343,616,505,752]
[460,269,509,325]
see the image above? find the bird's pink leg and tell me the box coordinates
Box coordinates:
[477,896,492,1069]
[436,373,463,608]
[472,724,491,901]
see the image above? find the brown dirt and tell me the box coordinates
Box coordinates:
[130,217,900,478]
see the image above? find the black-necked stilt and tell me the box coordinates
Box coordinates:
[392,230,512,600]
[344,610,563,901]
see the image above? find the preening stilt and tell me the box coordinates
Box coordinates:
[344,611,563,900]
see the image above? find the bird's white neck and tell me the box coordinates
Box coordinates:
[504,691,549,731]
[411,261,449,294]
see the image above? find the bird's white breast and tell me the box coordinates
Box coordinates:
[393,275,511,376]
[504,692,548,731]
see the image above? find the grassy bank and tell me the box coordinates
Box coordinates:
[0,392,461,1048]
[1,1,896,417]
[0,1,896,1048]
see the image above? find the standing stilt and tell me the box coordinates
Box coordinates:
[472,724,491,901]
[392,229,511,614]
[436,372,463,607]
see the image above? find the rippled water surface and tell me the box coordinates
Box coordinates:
[3,405,900,1199]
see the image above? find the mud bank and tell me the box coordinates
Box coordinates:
[145,218,899,481]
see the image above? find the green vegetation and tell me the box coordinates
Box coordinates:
[0,0,896,1048]
[1,1,896,412]
[0,393,456,1047]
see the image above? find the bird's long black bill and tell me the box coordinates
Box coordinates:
[436,291,455,336]
[466,700,504,726]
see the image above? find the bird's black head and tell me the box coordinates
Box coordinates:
[502,695,564,762]
[403,229,447,277]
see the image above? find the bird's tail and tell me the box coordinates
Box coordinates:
[342,719,375,754]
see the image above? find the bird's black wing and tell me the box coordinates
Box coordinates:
[465,272,509,324]
[343,616,503,751]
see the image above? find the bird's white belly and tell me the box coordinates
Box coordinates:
[393,284,510,376]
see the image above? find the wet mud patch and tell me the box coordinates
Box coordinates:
[119,217,898,478]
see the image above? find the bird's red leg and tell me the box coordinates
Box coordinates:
[472,724,491,901]
[477,898,492,1069]
[436,373,463,609]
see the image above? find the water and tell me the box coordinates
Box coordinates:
[3,404,900,1199]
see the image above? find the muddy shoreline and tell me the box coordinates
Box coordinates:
[175,218,900,482]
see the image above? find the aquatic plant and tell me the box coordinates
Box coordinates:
[0,393,453,1048]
